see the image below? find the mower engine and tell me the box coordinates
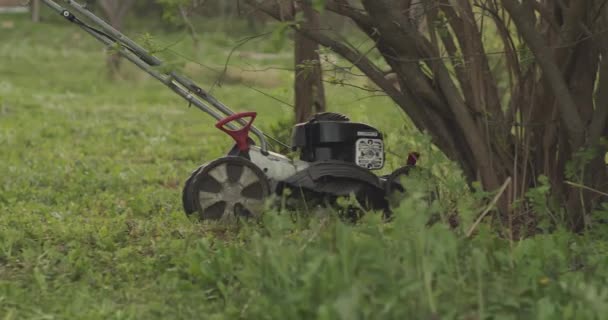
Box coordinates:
[292,113,385,170]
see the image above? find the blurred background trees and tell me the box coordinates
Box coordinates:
[293,0,326,123]
[30,0,40,22]
[97,0,137,74]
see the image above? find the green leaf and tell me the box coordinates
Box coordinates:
[312,0,325,13]
[271,21,293,52]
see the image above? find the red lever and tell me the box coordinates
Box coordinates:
[407,152,420,166]
[215,112,257,152]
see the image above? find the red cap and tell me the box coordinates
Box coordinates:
[407,152,420,166]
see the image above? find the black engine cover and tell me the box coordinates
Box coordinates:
[278,160,388,212]
[292,113,385,170]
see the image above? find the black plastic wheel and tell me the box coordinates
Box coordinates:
[186,157,270,222]
[182,164,206,215]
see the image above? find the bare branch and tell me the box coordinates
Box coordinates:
[243,1,402,101]
[590,52,608,143]
[502,0,586,147]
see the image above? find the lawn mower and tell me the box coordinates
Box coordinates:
[41,0,422,221]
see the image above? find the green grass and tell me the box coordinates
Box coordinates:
[1,15,608,319]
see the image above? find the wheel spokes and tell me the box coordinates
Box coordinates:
[198,171,263,220]
[201,201,227,220]
[208,163,229,184]
[219,203,237,223]
[238,166,260,188]
[190,158,269,222]
[226,162,244,183]
[199,190,222,202]
[240,198,265,216]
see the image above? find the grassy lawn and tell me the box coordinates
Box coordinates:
[1,14,608,319]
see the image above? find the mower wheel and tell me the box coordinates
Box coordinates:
[187,157,270,222]
[182,164,206,215]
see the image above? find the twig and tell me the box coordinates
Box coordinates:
[466,177,512,238]
[565,181,608,197]
[244,85,294,108]
[322,79,385,93]
[178,5,200,50]
[210,31,273,92]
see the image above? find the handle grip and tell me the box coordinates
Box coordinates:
[215,112,257,152]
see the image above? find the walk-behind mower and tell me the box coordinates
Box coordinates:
[41,0,422,222]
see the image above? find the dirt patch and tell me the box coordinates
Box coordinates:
[221,67,284,88]
[1,20,15,29]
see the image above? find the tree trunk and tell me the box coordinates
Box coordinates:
[294,0,326,123]
[179,5,200,52]
[31,0,40,23]
[98,0,136,77]
[105,13,123,77]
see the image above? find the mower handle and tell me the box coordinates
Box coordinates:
[215,112,257,152]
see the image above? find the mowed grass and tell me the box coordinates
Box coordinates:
[1,14,608,319]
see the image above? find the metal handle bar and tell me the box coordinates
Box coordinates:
[40,0,269,153]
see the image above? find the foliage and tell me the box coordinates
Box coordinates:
[155,0,190,25]
[1,14,607,320]
[262,115,295,155]
[245,0,608,232]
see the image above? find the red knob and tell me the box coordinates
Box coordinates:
[215,112,257,152]
[407,152,420,166]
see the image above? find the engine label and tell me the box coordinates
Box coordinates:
[355,138,384,170]
[357,131,379,137]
